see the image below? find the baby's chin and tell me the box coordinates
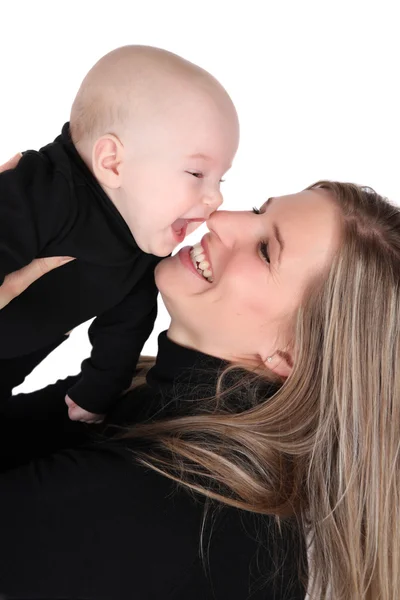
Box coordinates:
[131,229,169,257]
[145,235,177,258]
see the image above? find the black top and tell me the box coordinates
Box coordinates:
[0,332,306,599]
[0,123,160,412]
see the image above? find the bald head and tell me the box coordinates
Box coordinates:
[70,45,236,147]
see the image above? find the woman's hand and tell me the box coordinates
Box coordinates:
[0,152,22,171]
[0,256,74,309]
[0,154,75,308]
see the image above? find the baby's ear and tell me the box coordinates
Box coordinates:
[262,349,293,379]
[92,134,123,189]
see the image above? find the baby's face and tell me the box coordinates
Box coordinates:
[116,94,239,256]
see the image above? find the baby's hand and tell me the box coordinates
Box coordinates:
[65,395,104,424]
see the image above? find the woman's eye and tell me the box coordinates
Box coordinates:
[186,171,203,179]
[253,207,270,264]
[259,241,270,264]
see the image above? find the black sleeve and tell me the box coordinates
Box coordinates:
[0,152,68,284]
[0,375,90,471]
[0,368,159,472]
[67,268,159,414]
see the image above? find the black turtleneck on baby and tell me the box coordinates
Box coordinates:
[0,331,305,599]
[0,123,161,412]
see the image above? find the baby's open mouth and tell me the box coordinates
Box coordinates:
[171,219,188,241]
[190,242,213,282]
[172,218,206,242]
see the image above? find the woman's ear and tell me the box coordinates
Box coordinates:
[92,134,124,189]
[262,349,293,379]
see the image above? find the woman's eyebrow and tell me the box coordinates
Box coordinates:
[259,196,274,212]
[273,222,285,265]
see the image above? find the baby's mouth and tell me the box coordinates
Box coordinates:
[172,218,206,242]
[190,242,213,282]
[171,219,188,241]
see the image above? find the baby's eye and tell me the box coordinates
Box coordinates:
[252,206,261,214]
[186,171,204,179]
[258,241,270,264]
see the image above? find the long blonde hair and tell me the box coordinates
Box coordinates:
[126,182,400,599]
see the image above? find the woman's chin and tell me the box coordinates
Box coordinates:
[154,256,174,289]
[155,260,179,314]
[155,249,200,296]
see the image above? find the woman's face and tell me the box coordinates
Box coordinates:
[156,188,341,372]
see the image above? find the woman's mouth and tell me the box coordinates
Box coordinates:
[189,241,213,282]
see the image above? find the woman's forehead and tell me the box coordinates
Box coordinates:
[267,190,341,265]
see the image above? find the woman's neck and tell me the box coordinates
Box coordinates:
[166,322,259,369]
[166,322,223,359]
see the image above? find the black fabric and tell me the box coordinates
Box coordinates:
[0,123,161,413]
[0,335,68,400]
[0,332,306,599]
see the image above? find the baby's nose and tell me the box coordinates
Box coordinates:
[203,188,223,212]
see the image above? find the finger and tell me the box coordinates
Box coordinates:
[65,395,76,409]
[0,153,22,173]
[0,257,75,310]
[69,408,91,420]
[68,410,80,421]
[0,285,18,310]
[73,411,104,424]
[23,256,75,281]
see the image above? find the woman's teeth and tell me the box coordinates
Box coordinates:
[190,242,213,282]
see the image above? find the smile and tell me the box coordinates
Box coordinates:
[190,242,213,282]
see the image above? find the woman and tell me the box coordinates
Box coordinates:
[1,176,399,599]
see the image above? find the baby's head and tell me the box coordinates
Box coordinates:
[70,46,239,256]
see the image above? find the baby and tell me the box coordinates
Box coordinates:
[0,45,239,422]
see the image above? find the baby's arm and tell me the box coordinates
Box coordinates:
[66,265,160,416]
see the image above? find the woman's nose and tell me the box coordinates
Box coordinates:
[206,210,255,246]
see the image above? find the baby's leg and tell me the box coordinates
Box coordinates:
[0,335,69,401]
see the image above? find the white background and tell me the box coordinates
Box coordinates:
[1,0,399,392]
